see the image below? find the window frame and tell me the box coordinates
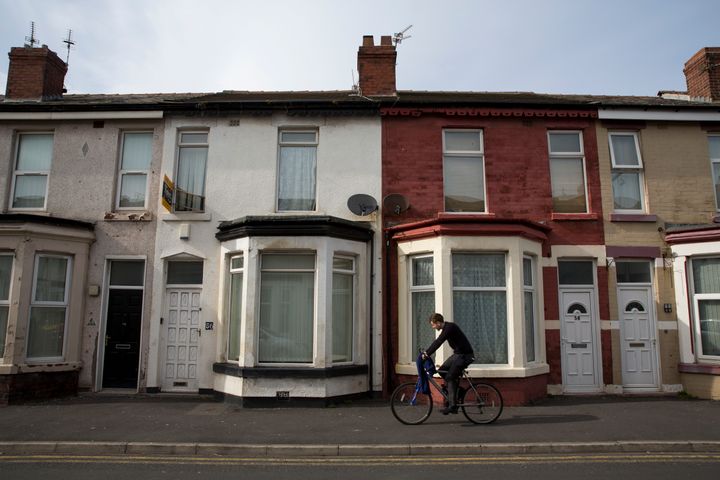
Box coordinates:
[276,129,319,213]
[547,130,589,214]
[26,253,72,362]
[0,253,14,360]
[408,253,435,359]
[173,130,209,213]
[442,129,486,213]
[10,132,54,212]
[523,255,539,364]
[116,131,154,211]
[608,132,646,213]
[689,256,720,362]
[451,251,509,365]
[331,254,356,364]
[258,251,317,365]
[709,134,720,212]
[227,254,244,362]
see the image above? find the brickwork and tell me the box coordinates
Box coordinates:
[0,371,79,405]
[6,46,67,100]
[684,47,720,101]
[357,36,396,96]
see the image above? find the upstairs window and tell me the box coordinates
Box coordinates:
[277,130,318,211]
[175,132,208,212]
[548,131,587,213]
[117,132,153,209]
[609,132,645,212]
[443,130,485,212]
[710,135,720,211]
[11,133,53,210]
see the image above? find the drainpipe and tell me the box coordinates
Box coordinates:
[368,234,374,396]
[384,229,393,395]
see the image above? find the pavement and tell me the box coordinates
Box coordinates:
[0,392,719,457]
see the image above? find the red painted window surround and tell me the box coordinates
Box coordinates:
[678,363,720,375]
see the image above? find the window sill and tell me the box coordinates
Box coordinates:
[551,213,599,221]
[394,362,549,378]
[610,213,657,223]
[104,211,153,222]
[161,212,213,222]
[0,361,82,375]
[678,362,720,375]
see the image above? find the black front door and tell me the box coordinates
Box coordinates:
[103,289,143,388]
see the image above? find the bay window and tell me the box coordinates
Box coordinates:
[523,256,537,363]
[258,253,315,363]
[0,255,12,358]
[452,253,508,364]
[227,255,243,362]
[27,255,71,360]
[410,255,435,356]
[691,257,720,359]
[332,256,355,363]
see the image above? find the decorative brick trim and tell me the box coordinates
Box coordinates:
[678,363,720,375]
[381,107,598,119]
[610,213,658,222]
[606,246,662,258]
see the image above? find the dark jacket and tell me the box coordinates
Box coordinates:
[426,322,474,356]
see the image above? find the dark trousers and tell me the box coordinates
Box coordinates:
[439,353,474,406]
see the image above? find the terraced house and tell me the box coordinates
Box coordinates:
[1,37,719,405]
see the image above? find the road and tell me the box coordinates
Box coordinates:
[1,452,719,479]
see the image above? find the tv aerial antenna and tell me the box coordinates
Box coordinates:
[24,21,38,48]
[393,25,413,46]
[63,29,75,65]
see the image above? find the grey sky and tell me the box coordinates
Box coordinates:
[1,0,719,97]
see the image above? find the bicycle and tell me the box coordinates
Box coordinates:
[390,354,503,425]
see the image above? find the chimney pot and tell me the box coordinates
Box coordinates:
[380,36,392,46]
[362,35,374,47]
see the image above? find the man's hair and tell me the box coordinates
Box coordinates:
[429,312,444,324]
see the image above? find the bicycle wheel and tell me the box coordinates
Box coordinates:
[460,383,503,424]
[390,382,433,425]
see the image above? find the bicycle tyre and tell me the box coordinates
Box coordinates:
[460,383,503,424]
[390,382,433,425]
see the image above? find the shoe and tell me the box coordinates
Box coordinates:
[441,405,459,415]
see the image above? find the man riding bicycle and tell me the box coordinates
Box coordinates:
[422,313,475,415]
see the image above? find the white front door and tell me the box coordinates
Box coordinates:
[161,289,201,391]
[560,290,601,392]
[618,287,659,390]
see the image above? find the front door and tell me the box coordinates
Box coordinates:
[103,289,143,388]
[560,290,600,392]
[617,287,659,390]
[161,288,201,391]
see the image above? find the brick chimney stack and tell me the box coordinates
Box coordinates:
[357,35,397,96]
[684,47,720,102]
[5,45,68,101]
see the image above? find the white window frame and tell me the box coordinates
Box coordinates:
[257,252,316,365]
[689,256,720,362]
[442,129,486,213]
[276,129,319,212]
[227,254,244,362]
[408,253,435,360]
[709,135,720,212]
[523,255,539,364]
[548,130,589,214]
[0,253,14,360]
[609,132,646,213]
[116,131,153,211]
[451,251,508,366]
[26,254,72,362]
[332,254,356,364]
[173,130,209,213]
[10,132,53,211]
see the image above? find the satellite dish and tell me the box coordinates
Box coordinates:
[347,194,379,216]
[383,194,410,215]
